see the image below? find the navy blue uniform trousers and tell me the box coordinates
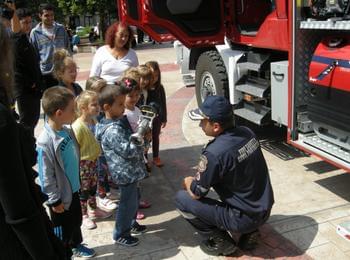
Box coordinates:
[175,190,270,234]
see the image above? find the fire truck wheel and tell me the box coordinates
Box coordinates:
[195,50,228,105]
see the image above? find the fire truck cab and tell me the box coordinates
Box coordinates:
[118,0,350,172]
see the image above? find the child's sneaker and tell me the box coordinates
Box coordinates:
[139,200,151,209]
[98,196,118,211]
[82,215,97,230]
[88,208,113,220]
[72,244,96,258]
[114,236,139,247]
[131,222,147,235]
[153,157,164,167]
[136,211,145,220]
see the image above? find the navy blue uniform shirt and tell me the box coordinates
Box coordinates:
[190,126,274,216]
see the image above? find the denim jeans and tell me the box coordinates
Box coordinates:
[113,182,139,239]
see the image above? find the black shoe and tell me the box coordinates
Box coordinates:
[200,231,237,256]
[131,222,147,235]
[238,230,260,250]
[114,236,139,247]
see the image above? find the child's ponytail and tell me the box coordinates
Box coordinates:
[53,49,73,80]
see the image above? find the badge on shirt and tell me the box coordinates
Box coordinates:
[195,154,208,181]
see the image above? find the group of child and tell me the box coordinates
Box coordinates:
[37,49,167,258]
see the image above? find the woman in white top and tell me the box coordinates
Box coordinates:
[90,22,139,84]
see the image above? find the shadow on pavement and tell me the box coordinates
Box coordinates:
[81,142,318,259]
[88,214,316,259]
[139,144,203,218]
[88,216,201,259]
[233,214,317,258]
[315,172,350,201]
[304,160,340,174]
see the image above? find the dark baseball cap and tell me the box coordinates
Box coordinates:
[188,96,233,122]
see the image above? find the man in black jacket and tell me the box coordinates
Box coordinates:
[12,8,43,135]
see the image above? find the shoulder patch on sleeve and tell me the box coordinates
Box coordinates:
[197,154,208,173]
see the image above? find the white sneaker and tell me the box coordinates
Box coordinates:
[82,215,97,230]
[98,197,118,211]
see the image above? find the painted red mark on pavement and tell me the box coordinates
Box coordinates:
[160,87,194,146]
[160,63,179,72]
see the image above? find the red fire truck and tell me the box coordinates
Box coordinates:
[118,0,350,172]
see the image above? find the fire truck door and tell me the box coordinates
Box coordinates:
[117,0,226,48]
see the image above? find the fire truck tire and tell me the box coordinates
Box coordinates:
[195,50,228,105]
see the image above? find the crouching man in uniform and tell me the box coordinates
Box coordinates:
[175,96,274,256]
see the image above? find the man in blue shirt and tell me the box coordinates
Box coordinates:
[175,96,274,256]
[30,3,71,90]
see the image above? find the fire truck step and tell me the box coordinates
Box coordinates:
[237,52,270,72]
[236,82,269,98]
[303,134,350,163]
[234,103,270,125]
[238,61,263,72]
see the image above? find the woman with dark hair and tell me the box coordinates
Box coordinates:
[90,21,139,84]
[0,23,67,259]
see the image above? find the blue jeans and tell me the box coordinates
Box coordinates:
[113,182,139,239]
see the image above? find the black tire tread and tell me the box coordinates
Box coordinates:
[195,50,229,105]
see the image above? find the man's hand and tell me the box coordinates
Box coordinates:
[182,176,200,200]
[161,122,167,128]
[52,203,65,213]
[144,130,152,142]
[183,176,194,190]
[6,1,21,34]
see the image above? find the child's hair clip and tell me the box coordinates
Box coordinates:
[123,78,133,89]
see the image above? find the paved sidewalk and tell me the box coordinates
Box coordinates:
[35,42,350,259]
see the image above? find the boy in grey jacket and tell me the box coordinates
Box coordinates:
[37,87,95,258]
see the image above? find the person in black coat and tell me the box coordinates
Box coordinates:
[0,22,67,260]
[12,8,43,135]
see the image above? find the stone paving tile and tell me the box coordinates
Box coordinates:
[346,250,350,258]
[77,231,179,259]
[318,222,350,252]
[307,204,350,224]
[180,244,221,260]
[281,226,329,251]
[306,243,350,259]
[149,247,188,259]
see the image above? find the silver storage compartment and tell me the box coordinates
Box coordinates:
[271,61,288,126]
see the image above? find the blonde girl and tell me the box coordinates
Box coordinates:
[72,91,112,230]
[85,76,118,211]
